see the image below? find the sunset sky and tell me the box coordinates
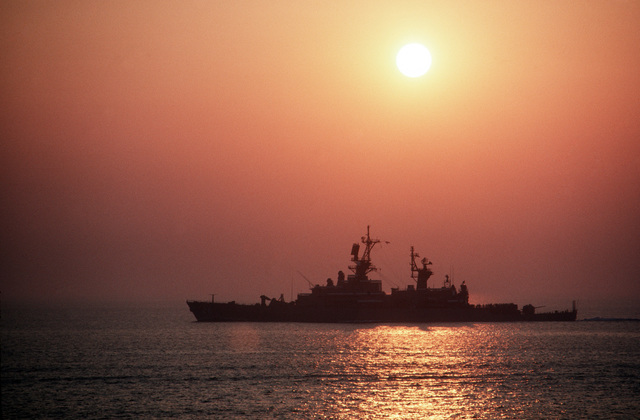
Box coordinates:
[2,1,639,318]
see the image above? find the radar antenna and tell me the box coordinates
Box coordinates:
[349,225,383,279]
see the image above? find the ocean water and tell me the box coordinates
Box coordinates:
[2,302,639,419]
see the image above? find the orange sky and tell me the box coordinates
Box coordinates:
[2,1,639,317]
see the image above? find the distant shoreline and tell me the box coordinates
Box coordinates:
[581,317,640,322]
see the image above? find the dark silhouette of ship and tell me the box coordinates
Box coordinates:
[187,227,577,322]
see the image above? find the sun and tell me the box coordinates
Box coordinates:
[396,43,432,78]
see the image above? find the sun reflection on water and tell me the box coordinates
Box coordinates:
[313,324,530,419]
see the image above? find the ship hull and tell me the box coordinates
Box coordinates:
[187,300,577,323]
[523,310,578,322]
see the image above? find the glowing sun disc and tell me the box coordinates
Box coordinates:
[396,43,432,77]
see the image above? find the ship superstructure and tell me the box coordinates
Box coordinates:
[294,226,386,321]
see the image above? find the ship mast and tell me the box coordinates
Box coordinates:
[349,225,381,279]
[410,246,433,289]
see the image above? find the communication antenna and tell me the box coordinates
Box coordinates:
[378,270,400,289]
[296,270,314,288]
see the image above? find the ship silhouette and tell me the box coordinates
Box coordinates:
[187,226,577,322]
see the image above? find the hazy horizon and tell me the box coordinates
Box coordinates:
[2,1,639,319]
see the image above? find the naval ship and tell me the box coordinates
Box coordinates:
[187,227,577,323]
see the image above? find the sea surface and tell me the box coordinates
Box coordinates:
[2,301,639,419]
